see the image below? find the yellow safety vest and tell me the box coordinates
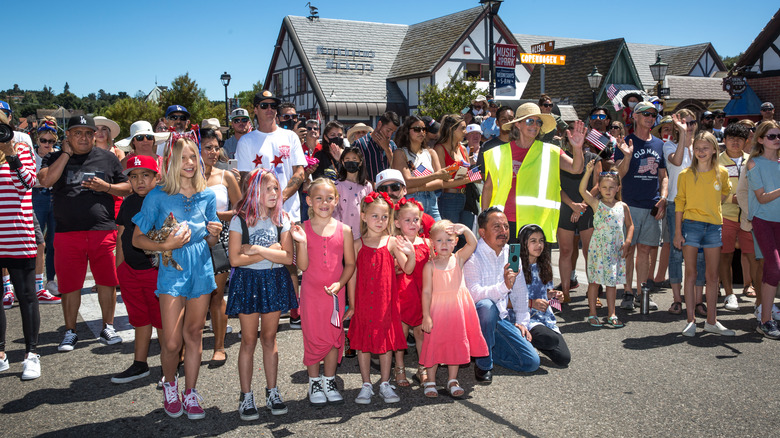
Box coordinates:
[484,140,561,242]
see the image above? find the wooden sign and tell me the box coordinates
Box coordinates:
[530,41,555,54]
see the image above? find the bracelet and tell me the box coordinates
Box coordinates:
[63,151,72,158]
[106,183,112,193]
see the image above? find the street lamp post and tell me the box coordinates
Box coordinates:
[220,72,231,128]
[587,66,603,106]
[480,0,503,97]
[649,55,669,99]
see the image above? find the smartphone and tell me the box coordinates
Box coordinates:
[298,116,307,127]
[508,244,521,272]
[80,172,96,182]
[650,205,659,216]
[227,159,238,170]
[280,119,295,131]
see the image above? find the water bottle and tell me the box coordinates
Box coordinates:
[640,285,650,315]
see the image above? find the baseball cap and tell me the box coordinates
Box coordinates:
[0,100,11,114]
[67,115,97,131]
[761,102,774,110]
[420,116,440,135]
[253,90,281,106]
[702,111,714,119]
[165,105,190,118]
[230,108,250,120]
[201,118,221,130]
[375,169,405,187]
[466,124,483,135]
[123,154,159,175]
[632,101,656,114]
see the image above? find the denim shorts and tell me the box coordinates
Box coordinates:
[681,220,722,249]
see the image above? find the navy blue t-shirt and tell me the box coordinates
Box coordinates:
[614,134,666,209]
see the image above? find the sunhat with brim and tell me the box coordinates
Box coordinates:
[502,103,556,134]
[115,120,170,152]
[651,115,674,138]
[347,123,373,141]
[621,92,642,108]
[93,116,120,140]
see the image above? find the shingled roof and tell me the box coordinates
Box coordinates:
[665,75,730,101]
[388,7,485,80]
[513,34,597,53]
[625,42,675,89]
[520,38,642,119]
[658,43,725,76]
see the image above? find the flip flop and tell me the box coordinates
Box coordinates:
[743,286,757,298]
[587,316,602,327]
[604,316,624,328]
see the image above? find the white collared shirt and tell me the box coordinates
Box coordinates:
[464,239,530,327]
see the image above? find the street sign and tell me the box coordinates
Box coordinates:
[495,44,517,68]
[519,53,566,65]
[530,41,555,54]
[495,44,518,96]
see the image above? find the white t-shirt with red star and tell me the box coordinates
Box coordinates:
[236,127,307,222]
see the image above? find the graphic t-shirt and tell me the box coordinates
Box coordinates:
[229,214,291,270]
[614,134,666,209]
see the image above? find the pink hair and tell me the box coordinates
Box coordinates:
[236,169,283,227]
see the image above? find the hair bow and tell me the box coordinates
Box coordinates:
[393,197,423,211]
[364,191,394,208]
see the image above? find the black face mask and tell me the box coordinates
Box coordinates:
[343,161,360,173]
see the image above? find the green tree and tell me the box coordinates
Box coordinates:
[417,72,481,122]
[159,73,223,125]
[722,52,743,70]
[102,98,163,139]
[236,80,264,114]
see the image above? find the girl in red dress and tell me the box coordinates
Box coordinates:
[348,192,415,405]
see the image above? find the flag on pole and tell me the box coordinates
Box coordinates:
[467,165,482,182]
[413,163,432,177]
[586,129,615,152]
[606,84,618,101]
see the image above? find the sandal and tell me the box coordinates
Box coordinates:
[595,298,603,308]
[394,366,410,387]
[447,379,464,398]
[604,315,624,328]
[587,316,602,327]
[413,367,427,385]
[668,302,682,315]
[695,303,708,318]
[423,381,438,398]
[743,286,757,298]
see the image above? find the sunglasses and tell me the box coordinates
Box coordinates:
[377,183,403,193]
[764,134,780,141]
[306,126,319,131]
[702,116,714,120]
[166,114,188,121]
[761,108,773,112]
[715,115,725,119]
[280,114,298,121]
[599,171,619,176]
[134,134,155,141]
[590,114,607,120]
[638,111,658,118]
[409,127,427,133]
[232,118,249,124]
[38,138,56,145]
[541,103,553,108]
[523,118,544,127]
[609,125,621,130]
[257,102,279,110]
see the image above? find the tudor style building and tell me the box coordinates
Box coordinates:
[733,8,780,120]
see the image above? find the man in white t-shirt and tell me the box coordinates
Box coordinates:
[236,90,306,222]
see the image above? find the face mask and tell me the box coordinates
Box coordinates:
[628,101,638,109]
[473,108,484,116]
[654,103,663,112]
[343,161,360,173]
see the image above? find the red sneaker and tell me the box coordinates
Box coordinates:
[3,291,14,310]
[182,388,205,420]
[37,289,61,304]
[163,378,183,418]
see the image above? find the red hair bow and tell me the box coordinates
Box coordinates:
[364,191,394,208]
[394,197,423,211]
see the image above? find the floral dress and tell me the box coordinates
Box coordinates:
[587,201,626,287]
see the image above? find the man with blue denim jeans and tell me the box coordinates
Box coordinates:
[464,208,540,383]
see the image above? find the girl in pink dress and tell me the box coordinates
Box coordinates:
[392,198,430,387]
[421,220,488,399]
[348,191,415,405]
[291,178,356,407]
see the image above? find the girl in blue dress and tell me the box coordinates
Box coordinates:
[132,137,222,420]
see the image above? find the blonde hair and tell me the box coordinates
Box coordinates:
[429,219,454,240]
[690,131,719,181]
[393,200,424,236]
[749,120,780,161]
[307,178,339,219]
[675,108,695,121]
[161,138,206,195]
[360,194,393,237]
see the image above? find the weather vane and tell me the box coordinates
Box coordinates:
[306,2,319,21]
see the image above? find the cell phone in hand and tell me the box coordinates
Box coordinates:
[650,205,659,216]
[280,119,295,131]
[509,244,521,272]
[227,159,238,170]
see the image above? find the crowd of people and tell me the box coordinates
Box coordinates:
[0,90,778,421]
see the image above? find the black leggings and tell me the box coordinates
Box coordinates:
[0,263,39,354]
[529,325,571,367]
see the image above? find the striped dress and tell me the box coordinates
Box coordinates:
[0,143,37,259]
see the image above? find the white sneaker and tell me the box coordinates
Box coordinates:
[704,321,735,336]
[354,382,374,405]
[724,294,739,311]
[46,280,59,295]
[308,377,327,407]
[682,321,696,337]
[21,354,41,380]
[0,355,8,372]
[378,381,400,403]
[323,376,344,404]
[754,305,780,321]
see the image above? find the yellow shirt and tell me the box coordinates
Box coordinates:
[675,166,731,225]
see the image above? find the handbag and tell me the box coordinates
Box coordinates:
[209,237,231,274]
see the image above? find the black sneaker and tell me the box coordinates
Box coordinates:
[99,325,122,345]
[239,391,259,421]
[266,387,288,415]
[111,361,150,384]
[289,316,301,329]
[58,329,78,352]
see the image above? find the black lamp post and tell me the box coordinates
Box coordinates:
[220,72,231,128]
[650,55,669,98]
[480,0,503,96]
[587,66,603,106]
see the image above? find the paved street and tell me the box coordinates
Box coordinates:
[1,250,779,437]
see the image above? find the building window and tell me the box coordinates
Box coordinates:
[464,63,489,81]
[274,73,284,97]
[296,68,307,94]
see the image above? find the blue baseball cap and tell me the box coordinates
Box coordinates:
[165,105,190,118]
[0,100,11,114]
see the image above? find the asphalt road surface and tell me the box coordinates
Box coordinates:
[1,251,779,437]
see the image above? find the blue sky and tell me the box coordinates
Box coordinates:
[3,1,776,101]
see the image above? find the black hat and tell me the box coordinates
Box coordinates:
[253,90,281,106]
[621,92,642,108]
[66,115,96,131]
[420,116,440,135]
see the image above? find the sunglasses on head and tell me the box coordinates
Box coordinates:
[523,118,544,127]
[377,183,403,193]
[134,134,154,141]
[638,111,657,118]
[590,114,607,120]
[280,114,298,121]
[232,117,249,124]
[410,126,427,133]
[38,138,56,145]
[765,134,780,141]
[257,102,279,110]
[167,114,188,121]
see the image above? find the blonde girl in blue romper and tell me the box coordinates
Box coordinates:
[132,137,222,420]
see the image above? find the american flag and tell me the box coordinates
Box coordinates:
[413,163,432,177]
[638,157,658,174]
[586,129,613,151]
[467,165,482,182]
[606,84,618,100]
[549,297,562,312]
